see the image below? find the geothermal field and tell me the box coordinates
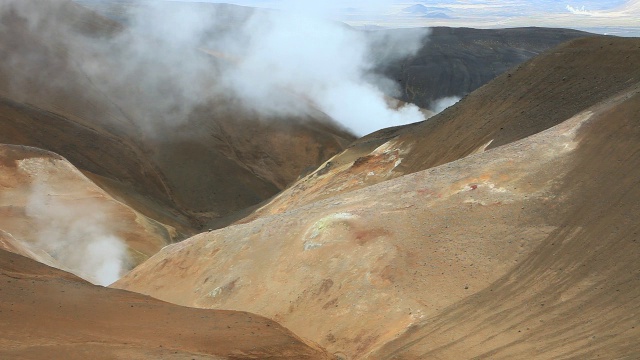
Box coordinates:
[0,0,639,359]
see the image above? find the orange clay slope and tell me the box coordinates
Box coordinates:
[115,37,640,359]
[0,144,179,281]
[0,249,332,360]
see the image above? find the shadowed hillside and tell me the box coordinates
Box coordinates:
[373,26,591,109]
[0,249,332,359]
[0,0,353,230]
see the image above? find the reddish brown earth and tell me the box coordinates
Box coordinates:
[115,37,640,359]
[0,249,332,359]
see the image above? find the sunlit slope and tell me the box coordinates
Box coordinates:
[373,87,640,360]
[0,249,332,359]
[242,36,640,220]
[115,90,640,358]
[0,144,179,281]
[0,230,59,269]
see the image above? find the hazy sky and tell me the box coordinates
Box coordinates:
[170,0,640,35]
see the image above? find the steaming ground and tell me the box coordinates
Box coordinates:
[26,181,129,286]
[0,0,590,239]
[0,144,179,286]
[0,0,426,283]
[8,0,428,136]
[0,0,356,232]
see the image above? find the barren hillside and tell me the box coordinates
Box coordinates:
[115,37,640,359]
[244,36,640,220]
[2,1,639,359]
[0,249,332,359]
[372,85,640,360]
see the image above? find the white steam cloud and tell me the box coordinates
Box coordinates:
[26,182,129,286]
[432,96,461,114]
[5,0,428,137]
[4,1,428,136]
[217,9,428,135]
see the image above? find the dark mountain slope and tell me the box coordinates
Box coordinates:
[377,26,592,109]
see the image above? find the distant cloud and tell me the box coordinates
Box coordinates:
[566,5,596,16]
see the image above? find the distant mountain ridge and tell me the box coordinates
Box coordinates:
[374,26,592,110]
[402,4,452,19]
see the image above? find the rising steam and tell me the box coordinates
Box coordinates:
[214,7,429,135]
[4,0,429,137]
[432,96,462,114]
[25,182,129,286]
[115,1,429,135]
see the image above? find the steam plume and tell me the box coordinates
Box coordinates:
[432,96,461,114]
[214,6,429,135]
[4,0,428,137]
[26,182,129,286]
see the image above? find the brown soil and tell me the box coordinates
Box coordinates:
[2,3,639,359]
[372,83,640,360]
[0,249,332,359]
